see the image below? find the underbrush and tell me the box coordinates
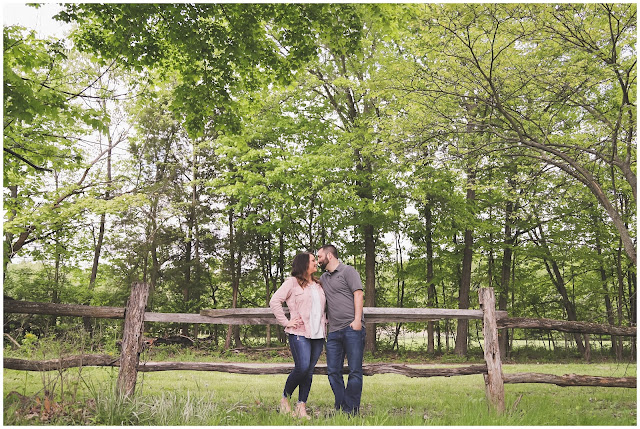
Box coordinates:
[5,332,635,365]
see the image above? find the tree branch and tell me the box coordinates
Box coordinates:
[3,147,52,172]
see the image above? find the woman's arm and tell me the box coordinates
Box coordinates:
[269,278,294,327]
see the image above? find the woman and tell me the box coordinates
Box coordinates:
[269,252,326,419]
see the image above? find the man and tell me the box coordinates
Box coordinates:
[317,244,365,415]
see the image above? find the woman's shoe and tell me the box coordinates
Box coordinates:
[293,402,311,420]
[279,397,292,415]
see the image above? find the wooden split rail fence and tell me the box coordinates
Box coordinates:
[4,283,637,414]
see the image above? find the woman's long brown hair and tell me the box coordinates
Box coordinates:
[291,252,321,288]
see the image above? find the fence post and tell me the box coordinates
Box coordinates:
[117,282,150,398]
[479,287,505,414]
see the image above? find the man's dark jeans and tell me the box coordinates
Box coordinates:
[326,326,366,415]
[284,334,324,403]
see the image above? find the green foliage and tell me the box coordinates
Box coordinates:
[57,4,365,137]
[4,4,636,352]
[3,26,106,183]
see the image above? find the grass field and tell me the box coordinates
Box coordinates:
[3,360,636,425]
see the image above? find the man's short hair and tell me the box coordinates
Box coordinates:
[319,244,338,258]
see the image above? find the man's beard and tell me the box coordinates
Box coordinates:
[319,261,327,270]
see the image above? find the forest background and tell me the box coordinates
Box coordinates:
[3,3,636,360]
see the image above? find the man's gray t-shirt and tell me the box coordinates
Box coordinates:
[320,262,365,333]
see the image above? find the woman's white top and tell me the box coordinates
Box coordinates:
[308,282,325,339]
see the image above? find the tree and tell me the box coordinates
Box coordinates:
[6,4,636,358]
[301,4,403,352]
[209,84,340,346]
[3,23,153,323]
[3,26,110,269]
[119,85,220,325]
[416,4,636,264]
[376,3,635,356]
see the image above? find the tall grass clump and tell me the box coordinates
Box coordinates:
[90,389,232,425]
[90,389,147,425]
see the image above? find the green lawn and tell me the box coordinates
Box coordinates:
[3,362,636,425]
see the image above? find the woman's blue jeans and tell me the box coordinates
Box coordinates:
[326,326,366,415]
[284,334,324,403]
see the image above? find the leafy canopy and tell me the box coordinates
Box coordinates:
[56,4,364,136]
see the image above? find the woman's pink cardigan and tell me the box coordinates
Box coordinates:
[269,276,327,338]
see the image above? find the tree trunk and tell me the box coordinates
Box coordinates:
[265,234,273,347]
[88,213,106,287]
[225,207,243,350]
[308,197,315,250]
[182,205,194,336]
[455,170,475,356]
[425,202,437,354]
[615,243,626,360]
[629,266,637,358]
[225,208,236,350]
[498,196,515,359]
[192,149,201,342]
[4,185,18,278]
[356,152,376,353]
[363,223,376,352]
[85,119,112,334]
[393,230,405,351]
[182,143,200,336]
[445,273,451,351]
[278,230,286,285]
[277,230,286,344]
[256,232,274,347]
[509,254,517,357]
[234,242,243,347]
[52,235,61,329]
[534,225,587,357]
[594,216,618,354]
[150,200,160,293]
[51,173,62,329]
[546,256,587,356]
[182,233,191,337]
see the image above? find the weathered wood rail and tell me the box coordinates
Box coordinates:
[496,317,637,336]
[4,286,637,414]
[6,298,634,336]
[5,357,634,388]
[3,300,508,325]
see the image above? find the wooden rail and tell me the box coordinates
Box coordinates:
[502,372,636,388]
[5,299,633,336]
[2,356,486,377]
[4,299,124,319]
[497,317,636,336]
[4,356,635,388]
[4,300,509,325]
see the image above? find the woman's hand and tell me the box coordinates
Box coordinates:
[286,316,303,330]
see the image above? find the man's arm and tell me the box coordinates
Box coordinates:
[350,289,364,331]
